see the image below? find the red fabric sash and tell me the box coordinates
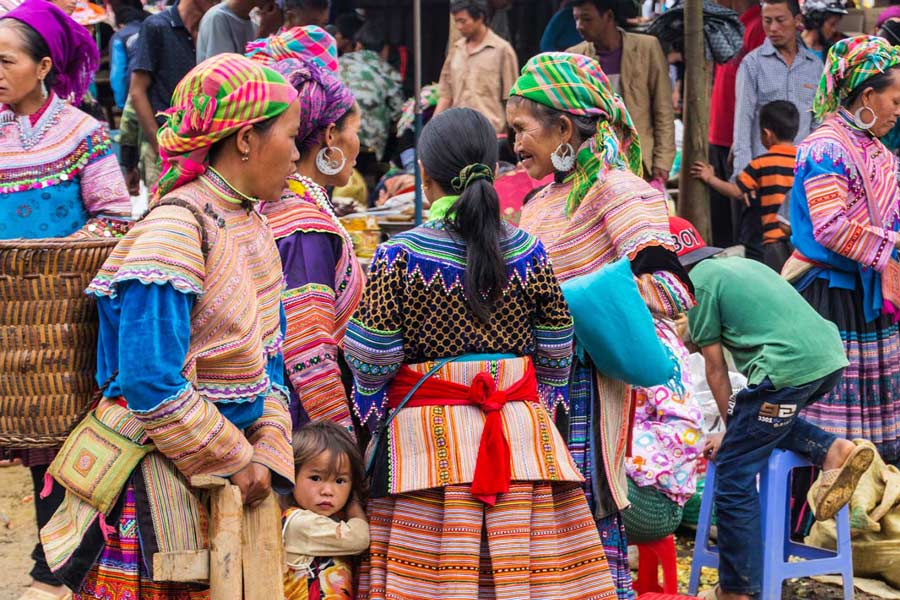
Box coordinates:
[387,362,538,505]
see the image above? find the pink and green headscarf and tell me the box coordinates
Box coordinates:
[246,26,339,74]
[510,52,642,215]
[156,54,298,197]
[814,35,900,120]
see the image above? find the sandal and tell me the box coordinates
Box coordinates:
[697,586,720,600]
[814,443,875,521]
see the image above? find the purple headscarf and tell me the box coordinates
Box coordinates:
[1,0,99,103]
[268,57,355,152]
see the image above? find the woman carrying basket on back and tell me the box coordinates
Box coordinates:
[0,2,130,598]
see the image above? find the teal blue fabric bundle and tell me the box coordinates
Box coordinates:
[560,257,676,387]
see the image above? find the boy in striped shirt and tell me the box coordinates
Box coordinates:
[691,100,799,272]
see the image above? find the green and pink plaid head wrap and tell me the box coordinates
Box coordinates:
[156,54,298,197]
[510,52,642,215]
[814,35,900,120]
[246,26,339,74]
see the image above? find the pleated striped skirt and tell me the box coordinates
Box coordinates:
[357,481,616,600]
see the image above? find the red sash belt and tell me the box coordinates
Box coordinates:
[387,361,538,505]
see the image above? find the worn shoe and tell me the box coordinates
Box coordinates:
[697,586,720,600]
[814,443,875,521]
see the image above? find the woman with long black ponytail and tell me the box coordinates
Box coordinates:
[346,107,616,599]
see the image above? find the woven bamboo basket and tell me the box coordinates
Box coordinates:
[0,238,117,448]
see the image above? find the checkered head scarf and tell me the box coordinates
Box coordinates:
[510,52,642,215]
[246,26,339,74]
[814,35,900,120]
[156,54,298,197]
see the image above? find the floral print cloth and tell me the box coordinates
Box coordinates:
[625,318,704,506]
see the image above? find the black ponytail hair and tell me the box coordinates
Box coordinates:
[419,108,505,323]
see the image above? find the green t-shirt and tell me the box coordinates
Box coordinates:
[687,257,848,389]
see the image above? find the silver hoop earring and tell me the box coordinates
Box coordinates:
[550,142,576,172]
[854,105,878,130]
[40,79,47,100]
[315,146,346,176]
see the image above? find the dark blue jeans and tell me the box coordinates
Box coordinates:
[714,369,843,596]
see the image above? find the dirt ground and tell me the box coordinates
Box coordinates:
[0,463,887,599]
[0,464,40,600]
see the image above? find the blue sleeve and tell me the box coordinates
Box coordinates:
[131,19,159,74]
[116,280,195,413]
[110,37,128,108]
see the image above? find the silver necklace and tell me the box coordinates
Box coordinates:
[292,174,352,244]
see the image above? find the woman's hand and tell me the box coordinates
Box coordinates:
[230,462,272,507]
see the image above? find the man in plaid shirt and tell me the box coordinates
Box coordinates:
[732,0,823,178]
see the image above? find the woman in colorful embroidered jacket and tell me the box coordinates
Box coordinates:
[509,53,695,599]
[786,36,900,464]
[0,3,131,599]
[39,55,301,598]
[246,27,365,431]
[347,107,616,600]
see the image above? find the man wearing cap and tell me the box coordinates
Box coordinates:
[671,217,873,600]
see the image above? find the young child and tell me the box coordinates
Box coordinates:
[282,420,369,600]
[670,217,874,600]
[690,100,799,273]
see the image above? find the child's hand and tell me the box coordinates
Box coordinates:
[704,432,725,461]
[346,495,367,521]
[689,161,714,183]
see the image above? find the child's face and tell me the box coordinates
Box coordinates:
[293,451,353,518]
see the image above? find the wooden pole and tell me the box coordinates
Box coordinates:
[678,0,711,241]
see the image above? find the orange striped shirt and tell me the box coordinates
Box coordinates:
[736,144,796,243]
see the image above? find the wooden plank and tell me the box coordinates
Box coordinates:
[152,550,210,582]
[190,474,229,490]
[242,492,284,600]
[209,483,243,600]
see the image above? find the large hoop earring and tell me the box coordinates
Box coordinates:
[316,146,346,176]
[550,142,575,172]
[854,105,877,130]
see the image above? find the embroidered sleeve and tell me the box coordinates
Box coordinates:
[277,231,352,427]
[79,126,132,218]
[528,245,574,414]
[345,244,407,429]
[800,146,898,271]
[87,204,205,298]
[246,389,295,493]
[283,509,370,559]
[115,281,254,478]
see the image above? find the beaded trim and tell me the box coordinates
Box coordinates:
[0,130,112,193]
[0,95,65,151]
[289,174,353,244]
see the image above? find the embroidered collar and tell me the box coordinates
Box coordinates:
[0,94,65,150]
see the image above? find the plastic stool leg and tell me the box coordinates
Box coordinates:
[689,462,717,596]
[835,505,854,600]
[657,535,679,594]
[635,544,662,594]
[761,451,790,600]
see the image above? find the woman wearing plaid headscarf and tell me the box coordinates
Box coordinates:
[786,37,900,465]
[42,54,301,599]
[510,52,696,599]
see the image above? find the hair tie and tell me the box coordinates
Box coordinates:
[451,163,494,193]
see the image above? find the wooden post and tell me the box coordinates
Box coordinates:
[242,492,285,600]
[192,475,243,600]
[678,0,712,241]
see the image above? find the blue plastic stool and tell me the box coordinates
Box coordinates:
[688,449,855,599]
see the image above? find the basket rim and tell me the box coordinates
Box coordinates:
[0,238,120,250]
